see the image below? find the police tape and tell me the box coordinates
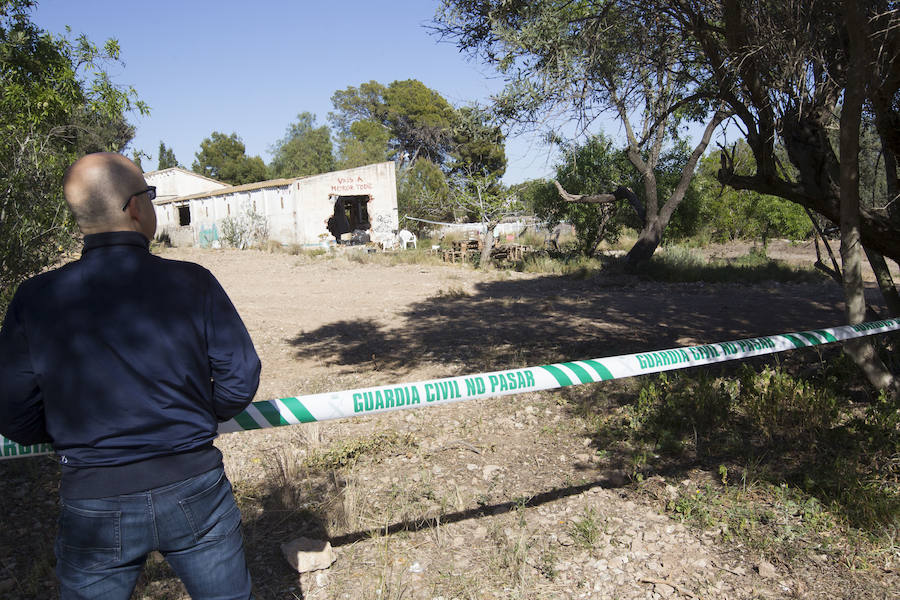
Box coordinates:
[2,319,898,461]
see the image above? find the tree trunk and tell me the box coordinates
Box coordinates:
[840,0,896,390]
[865,248,900,316]
[626,217,663,267]
[480,226,495,270]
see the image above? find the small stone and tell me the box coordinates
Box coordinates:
[315,572,328,587]
[654,582,676,598]
[466,463,478,471]
[473,526,488,539]
[557,532,575,546]
[409,561,424,573]
[757,559,777,578]
[482,465,501,480]
[281,537,336,573]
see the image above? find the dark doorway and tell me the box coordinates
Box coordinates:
[328,195,371,243]
[178,205,191,226]
[336,195,370,231]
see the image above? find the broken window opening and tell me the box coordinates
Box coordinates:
[327,194,372,244]
[178,205,191,226]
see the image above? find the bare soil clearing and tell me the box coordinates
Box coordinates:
[1,240,896,599]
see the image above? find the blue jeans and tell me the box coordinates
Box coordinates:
[55,465,253,600]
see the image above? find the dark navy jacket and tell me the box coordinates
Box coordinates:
[0,231,261,498]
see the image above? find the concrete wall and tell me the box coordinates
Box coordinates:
[153,162,399,248]
[148,168,228,245]
[146,168,227,204]
[294,162,398,245]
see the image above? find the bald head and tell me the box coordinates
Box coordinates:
[63,153,156,239]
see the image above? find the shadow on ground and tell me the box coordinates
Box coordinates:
[289,272,847,377]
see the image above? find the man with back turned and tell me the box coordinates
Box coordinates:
[0,152,261,599]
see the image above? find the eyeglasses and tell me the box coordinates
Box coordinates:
[122,186,157,211]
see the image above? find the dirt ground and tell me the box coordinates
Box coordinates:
[1,240,897,599]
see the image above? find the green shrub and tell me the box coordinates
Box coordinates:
[737,365,840,441]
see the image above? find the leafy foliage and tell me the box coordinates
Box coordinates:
[695,148,812,244]
[533,135,633,256]
[0,0,147,314]
[268,112,335,178]
[335,118,390,170]
[669,0,900,263]
[434,0,723,265]
[448,105,507,180]
[533,135,705,255]
[330,79,455,166]
[157,140,178,170]
[397,158,449,228]
[220,205,269,249]
[330,78,507,177]
[191,131,267,185]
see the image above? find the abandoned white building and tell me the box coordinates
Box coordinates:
[145,162,399,248]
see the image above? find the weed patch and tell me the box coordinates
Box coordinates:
[636,245,824,283]
[519,252,605,278]
[590,357,899,568]
[304,431,416,471]
[569,506,604,548]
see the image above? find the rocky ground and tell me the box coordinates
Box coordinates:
[1,240,897,599]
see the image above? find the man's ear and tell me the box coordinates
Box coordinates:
[124,195,144,229]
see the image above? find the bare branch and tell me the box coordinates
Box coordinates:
[553,180,617,204]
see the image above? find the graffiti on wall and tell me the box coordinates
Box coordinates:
[330,175,373,194]
[373,213,394,237]
[198,224,219,248]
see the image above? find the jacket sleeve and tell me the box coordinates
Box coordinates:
[205,272,261,421]
[0,292,51,445]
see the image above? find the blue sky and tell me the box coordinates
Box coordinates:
[32,0,564,184]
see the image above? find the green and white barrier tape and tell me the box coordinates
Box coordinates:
[2,319,898,461]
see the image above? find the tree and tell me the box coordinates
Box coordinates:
[449,171,522,268]
[331,79,454,167]
[667,1,900,264]
[192,132,267,185]
[509,178,550,216]
[449,106,507,180]
[157,141,178,170]
[383,79,458,166]
[665,0,898,389]
[269,112,335,178]
[336,119,390,169]
[695,145,811,245]
[330,79,507,177]
[534,135,634,256]
[397,157,450,232]
[0,0,146,314]
[435,0,725,267]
